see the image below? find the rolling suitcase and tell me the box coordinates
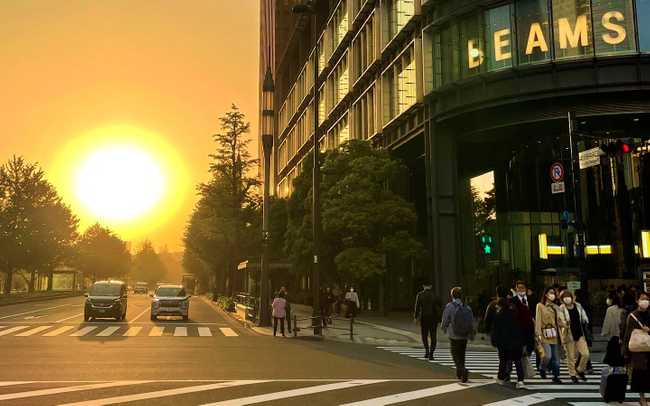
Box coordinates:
[600,366,628,403]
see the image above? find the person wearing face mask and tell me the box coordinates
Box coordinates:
[535,287,562,383]
[345,287,360,318]
[602,294,627,340]
[559,290,590,384]
[622,292,650,406]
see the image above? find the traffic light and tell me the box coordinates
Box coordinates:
[600,139,635,156]
[480,234,494,256]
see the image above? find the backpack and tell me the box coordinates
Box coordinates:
[452,303,474,337]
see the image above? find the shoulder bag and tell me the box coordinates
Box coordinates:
[628,313,650,353]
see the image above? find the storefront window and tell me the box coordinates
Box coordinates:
[638,0,650,52]
[592,0,636,56]
[461,14,484,78]
[552,0,594,60]
[442,23,460,84]
[516,0,552,65]
[485,5,514,72]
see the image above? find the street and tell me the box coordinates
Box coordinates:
[0,295,570,406]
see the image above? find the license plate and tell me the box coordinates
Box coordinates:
[98,309,106,313]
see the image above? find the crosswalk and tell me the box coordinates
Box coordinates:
[379,347,642,405]
[0,324,239,338]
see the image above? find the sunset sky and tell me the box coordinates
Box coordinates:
[0,1,260,252]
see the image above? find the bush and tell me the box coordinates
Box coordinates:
[216,295,236,312]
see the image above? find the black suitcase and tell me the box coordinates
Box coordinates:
[600,366,628,403]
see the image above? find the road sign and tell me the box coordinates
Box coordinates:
[551,181,565,194]
[567,281,581,292]
[550,162,565,182]
[579,147,605,169]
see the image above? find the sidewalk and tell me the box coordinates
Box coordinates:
[0,291,81,307]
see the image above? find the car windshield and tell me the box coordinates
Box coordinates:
[156,287,185,297]
[136,283,147,287]
[90,284,122,296]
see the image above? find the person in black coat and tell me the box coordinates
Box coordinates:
[414,282,443,360]
[493,297,527,388]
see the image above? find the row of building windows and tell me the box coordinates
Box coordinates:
[424,0,650,92]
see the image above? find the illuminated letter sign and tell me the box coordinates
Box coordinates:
[602,11,627,45]
[526,23,549,55]
[558,15,590,49]
[494,29,512,61]
[467,39,484,68]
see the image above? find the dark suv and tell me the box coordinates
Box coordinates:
[84,280,128,321]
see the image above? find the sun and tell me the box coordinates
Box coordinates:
[50,125,189,240]
[74,145,165,222]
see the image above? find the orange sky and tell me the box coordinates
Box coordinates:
[0,0,260,252]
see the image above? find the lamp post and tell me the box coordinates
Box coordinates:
[259,67,274,327]
[293,1,322,335]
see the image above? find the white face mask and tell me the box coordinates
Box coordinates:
[639,300,650,310]
[563,297,573,305]
[547,294,556,302]
[606,298,613,306]
[517,291,526,297]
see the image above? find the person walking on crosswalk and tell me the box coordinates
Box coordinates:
[442,287,475,383]
[493,297,527,389]
[535,287,562,384]
[622,291,650,406]
[414,280,442,360]
[559,290,590,384]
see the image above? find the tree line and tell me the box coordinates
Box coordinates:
[0,157,167,295]
[183,105,423,301]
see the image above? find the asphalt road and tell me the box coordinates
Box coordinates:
[0,295,572,406]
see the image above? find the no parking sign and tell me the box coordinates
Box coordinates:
[550,162,565,182]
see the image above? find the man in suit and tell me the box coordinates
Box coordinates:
[414,281,442,360]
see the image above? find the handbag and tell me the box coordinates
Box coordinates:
[543,324,558,339]
[628,314,650,353]
[522,355,535,379]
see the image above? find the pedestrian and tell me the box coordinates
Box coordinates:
[442,287,475,383]
[493,297,527,389]
[345,287,360,318]
[272,291,287,337]
[320,287,333,327]
[280,286,292,334]
[484,286,509,340]
[622,291,650,406]
[414,281,443,360]
[511,281,536,378]
[601,293,627,340]
[535,287,562,383]
[559,290,590,383]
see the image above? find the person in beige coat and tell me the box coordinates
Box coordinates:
[535,287,562,383]
[559,290,590,383]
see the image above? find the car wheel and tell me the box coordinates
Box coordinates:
[84,313,89,322]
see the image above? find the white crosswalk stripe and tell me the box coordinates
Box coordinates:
[149,326,165,336]
[123,326,142,337]
[96,326,120,337]
[0,324,236,338]
[198,327,212,336]
[174,326,187,336]
[219,327,238,337]
[378,347,642,405]
[15,325,52,336]
[43,325,76,336]
[70,326,97,337]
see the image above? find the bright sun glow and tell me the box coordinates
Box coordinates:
[50,125,189,241]
[74,145,165,222]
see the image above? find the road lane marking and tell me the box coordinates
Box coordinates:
[198,327,212,336]
[0,326,31,336]
[43,325,76,336]
[123,326,142,336]
[0,381,151,401]
[341,382,490,406]
[56,313,84,323]
[15,325,53,336]
[70,326,97,337]
[96,326,120,337]
[201,380,387,406]
[0,382,35,387]
[149,326,164,336]
[58,380,268,406]
[219,327,238,337]
[174,327,187,336]
[129,307,150,323]
[0,304,70,320]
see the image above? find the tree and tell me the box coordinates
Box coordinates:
[0,157,79,294]
[132,241,167,284]
[185,104,260,295]
[74,223,131,282]
[472,185,496,237]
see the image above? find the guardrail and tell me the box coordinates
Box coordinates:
[292,314,355,340]
[234,293,258,323]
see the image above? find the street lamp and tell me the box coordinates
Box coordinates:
[293,0,322,335]
[259,66,274,327]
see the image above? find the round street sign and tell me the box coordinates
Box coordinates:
[550,162,565,182]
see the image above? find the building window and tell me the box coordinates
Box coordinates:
[460,13,484,78]
[278,140,287,170]
[517,0,552,65]
[386,0,415,41]
[552,0,594,60]
[441,23,460,84]
[383,44,418,124]
[352,11,377,82]
[636,0,650,52]
[353,84,377,140]
[329,52,350,111]
[318,84,327,124]
[485,5,514,71]
[325,114,350,150]
[333,0,349,51]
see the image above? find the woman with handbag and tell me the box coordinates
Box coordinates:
[535,287,563,384]
[622,292,650,406]
[559,290,590,384]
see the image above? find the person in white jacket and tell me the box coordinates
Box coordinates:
[345,287,360,317]
[559,290,590,383]
[601,294,626,339]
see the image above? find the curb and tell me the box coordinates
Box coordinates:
[0,292,81,307]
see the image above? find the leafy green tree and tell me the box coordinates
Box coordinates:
[132,241,167,285]
[0,157,78,294]
[472,185,496,236]
[74,223,131,282]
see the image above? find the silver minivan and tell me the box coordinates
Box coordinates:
[150,284,190,321]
